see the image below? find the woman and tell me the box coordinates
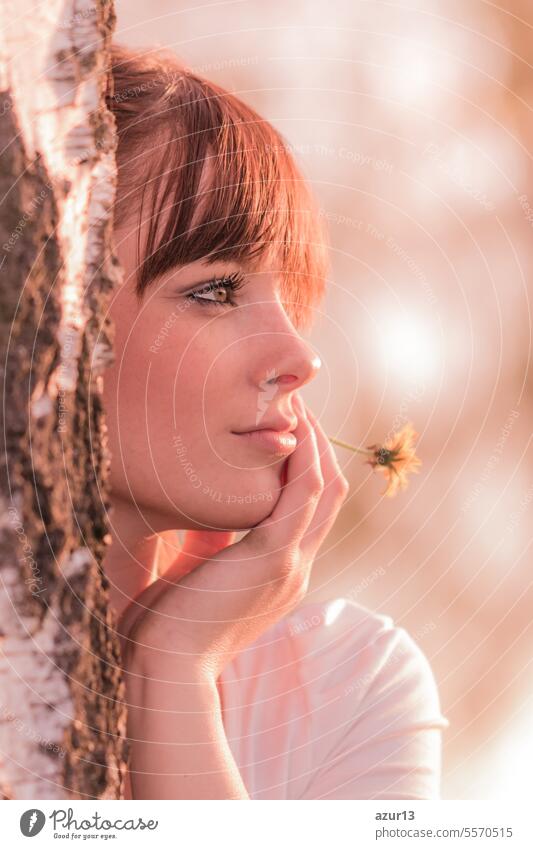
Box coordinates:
[102,42,449,800]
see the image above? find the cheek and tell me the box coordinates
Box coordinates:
[136,334,225,481]
[102,307,196,485]
[152,327,237,443]
[103,311,283,526]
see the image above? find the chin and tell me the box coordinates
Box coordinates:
[137,465,284,531]
[206,487,281,530]
[173,477,279,530]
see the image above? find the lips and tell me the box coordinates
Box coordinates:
[231,410,299,456]
[232,428,297,455]
[237,415,298,433]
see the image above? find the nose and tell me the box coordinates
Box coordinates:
[251,326,322,393]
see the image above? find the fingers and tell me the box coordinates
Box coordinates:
[161,529,237,582]
[299,407,349,558]
[117,530,238,641]
[180,529,237,562]
[243,392,324,553]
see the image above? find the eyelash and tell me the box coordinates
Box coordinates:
[185,271,245,308]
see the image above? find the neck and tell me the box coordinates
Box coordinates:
[101,496,181,622]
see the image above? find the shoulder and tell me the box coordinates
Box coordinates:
[244,596,446,713]
[221,596,449,799]
[286,598,447,724]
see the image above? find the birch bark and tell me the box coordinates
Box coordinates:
[0,0,126,799]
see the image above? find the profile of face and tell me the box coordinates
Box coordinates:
[103,44,328,536]
[102,217,322,534]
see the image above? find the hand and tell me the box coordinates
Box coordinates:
[118,395,350,681]
[116,529,237,662]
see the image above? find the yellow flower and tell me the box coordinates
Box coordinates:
[329,422,422,497]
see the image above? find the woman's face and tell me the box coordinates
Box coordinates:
[102,222,322,533]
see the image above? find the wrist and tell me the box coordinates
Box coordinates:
[123,654,223,742]
[121,613,210,675]
[124,641,216,694]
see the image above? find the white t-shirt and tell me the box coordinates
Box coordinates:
[218,596,450,799]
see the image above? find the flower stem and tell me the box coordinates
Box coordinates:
[328,435,373,457]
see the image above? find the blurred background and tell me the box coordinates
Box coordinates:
[114,0,533,800]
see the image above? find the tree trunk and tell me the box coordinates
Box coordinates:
[0,0,126,799]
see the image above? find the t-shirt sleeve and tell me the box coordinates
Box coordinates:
[288,599,450,800]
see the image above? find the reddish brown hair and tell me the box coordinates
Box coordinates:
[106,42,329,330]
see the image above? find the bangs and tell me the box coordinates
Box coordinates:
[112,48,330,330]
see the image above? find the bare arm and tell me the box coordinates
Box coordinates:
[123,649,249,800]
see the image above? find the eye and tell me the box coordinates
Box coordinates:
[186,271,245,308]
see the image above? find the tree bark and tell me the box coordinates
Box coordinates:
[0,0,126,799]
